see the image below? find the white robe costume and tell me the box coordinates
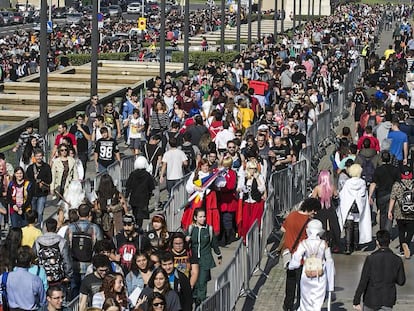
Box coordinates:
[289,225,335,311]
[337,177,372,244]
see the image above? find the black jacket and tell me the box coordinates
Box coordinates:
[172,269,193,311]
[26,162,52,197]
[353,247,406,308]
[125,169,155,218]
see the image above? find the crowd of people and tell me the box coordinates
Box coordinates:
[0,1,413,311]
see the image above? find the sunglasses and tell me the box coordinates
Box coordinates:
[153,302,165,307]
[60,148,68,152]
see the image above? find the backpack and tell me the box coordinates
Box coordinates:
[359,155,375,184]
[71,223,93,262]
[182,144,196,174]
[38,242,65,283]
[367,115,377,128]
[399,182,414,216]
[303,240,324,278]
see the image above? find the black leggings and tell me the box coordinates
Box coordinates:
[397,219,414,251]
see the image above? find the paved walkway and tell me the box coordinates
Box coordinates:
[247,25,414,311]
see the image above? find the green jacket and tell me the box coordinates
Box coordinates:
[188,225,221,270]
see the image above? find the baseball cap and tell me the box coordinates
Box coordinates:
[401,165,413,180]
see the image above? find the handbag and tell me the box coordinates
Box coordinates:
[282,218,310,269]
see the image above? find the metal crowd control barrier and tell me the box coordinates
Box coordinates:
[65,296,79,311]
[215,240,245,309]
[260,188,275,265]
[307,123,318,156]
[164,173,191,232]
[195,281,231,311]
[273,160,307,216]
[245,220,261,297]
[316,109,331,146]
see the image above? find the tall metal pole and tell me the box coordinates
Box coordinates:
[274,0,277,41]
[91,0,98,97]
[220,0,225,53]
[236,0,241,52]
[308,0,311,19]
[183,0,189,72]
[39,0,48,137]
[281,0,284,33]
[247,0,252,46]
[319,0,321,16]
[299,0,302,26]
[160,0,165,79]
[257,0,261,42]
[293,0,296,29]
[312,0,315,18]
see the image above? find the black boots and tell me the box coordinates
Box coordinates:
[353,221,360,251]
[344,220,359,254]
[344,220,353,255]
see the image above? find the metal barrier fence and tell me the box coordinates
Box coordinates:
[215,239,245,309]
[65,296,79,311]
[272,159,307,216]
[195,281,231,311]
[164,173,191,232]
[245,220,261,294]
[316,109,332,146]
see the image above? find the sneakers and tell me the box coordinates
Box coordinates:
[402,243,411,259]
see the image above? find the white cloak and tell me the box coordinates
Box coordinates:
[337,177,372,244]
[289,236,335,311]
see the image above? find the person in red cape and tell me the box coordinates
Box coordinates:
[182,159,220,235]
[237,159,266,241]
[216,156,238,246]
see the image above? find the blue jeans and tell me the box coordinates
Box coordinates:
[166,179,179,198]
[98,163,108,174]
[32,196,47,226]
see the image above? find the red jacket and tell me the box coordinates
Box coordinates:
[217,169,238,213]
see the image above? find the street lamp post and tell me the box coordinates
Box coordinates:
[257,0,261,42]
[220,0,225,53]
[293,0,296,29]
[183,0,189,72]
[91,0,98,97]
[274,0,277,41]
[281,0,284,33]
[160,0,165,79]
[39,0,48,137]
[247,0,252,46]
[236,0,241,52]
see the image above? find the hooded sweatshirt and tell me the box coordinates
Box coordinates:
[375,121,392,150]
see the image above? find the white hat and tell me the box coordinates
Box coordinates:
[134,156,149,170]
[257,124,269,131]
[306,219,324,237]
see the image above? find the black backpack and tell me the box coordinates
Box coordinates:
[38,242,65,283]
[182,144,196,174]
[71,223,93,262]
[359,155,375,184]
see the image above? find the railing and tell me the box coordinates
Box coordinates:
[195,281,231,311]
[65,296,79,311]
[215,240,246,308]
[164,173,191,232]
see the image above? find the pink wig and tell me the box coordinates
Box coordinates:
[318,170,333,208]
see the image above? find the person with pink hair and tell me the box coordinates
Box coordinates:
[311,170,341,252]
